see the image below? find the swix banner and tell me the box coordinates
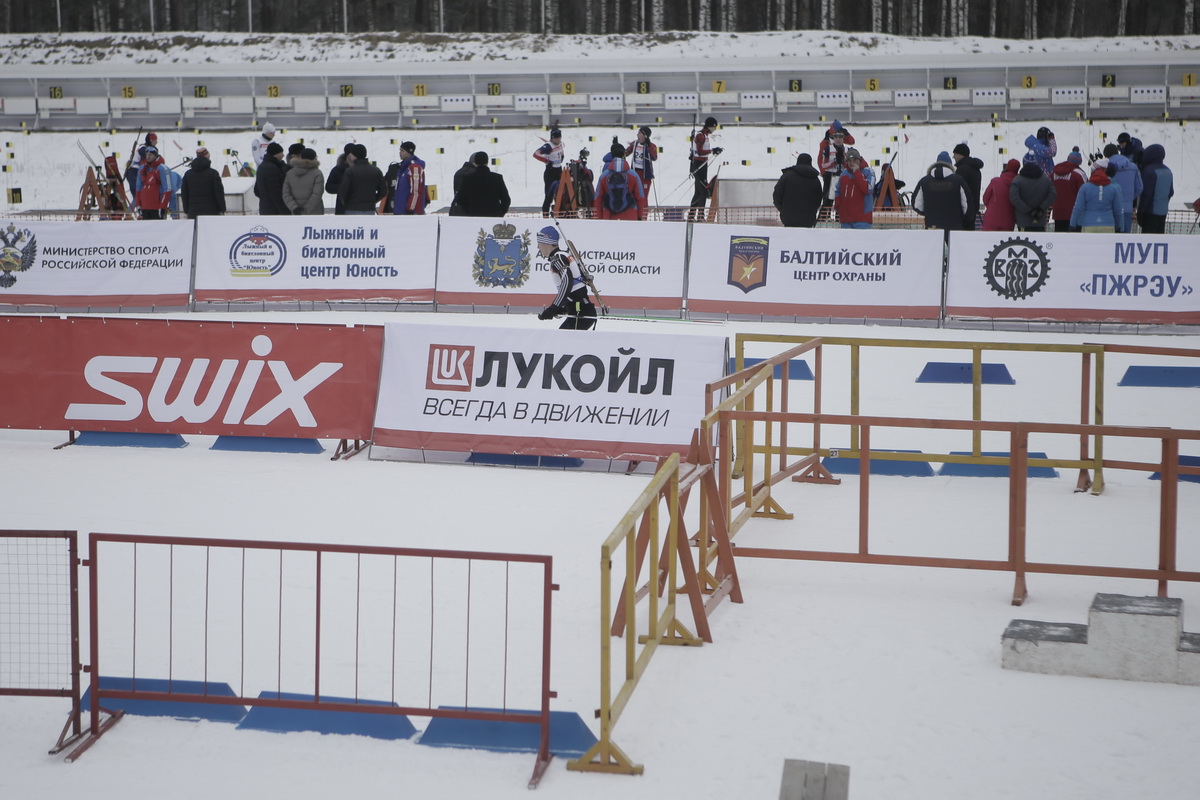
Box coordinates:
[372,323,728,460]
[434,216,688,310]
[946,231,1200,324]
[686,223,944,318]
[0,315,383,439]
[0,219,192,307]
[193,216,437,303]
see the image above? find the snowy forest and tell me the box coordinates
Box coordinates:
[5,0,1197,39]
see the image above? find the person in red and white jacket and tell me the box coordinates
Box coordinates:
[533,128,565,216]
[594,143,647,221]
[817,120,854,217]
[688,116,721,220]
[134,146,173,220]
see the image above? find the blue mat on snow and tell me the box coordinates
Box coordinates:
[938,451,1060,478]
[81,676,245,722]
[728,357,814,380]
[821,449,935,477]
[1150,455,1200,484]
[916,362,1015,384]
[211,435,324,454]
[1118,366,1200,388]
[74,431,187,448]
[466,453,584,468]
[236,692,417,739]
[418,707,597,758]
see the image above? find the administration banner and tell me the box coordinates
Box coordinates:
[194,215,437,302]
[687,223,944,318]
[946,231,1199,324]
[434,216,688,311]
[0,315,383,439]
[0,219,192,307]
[372,323,727,460]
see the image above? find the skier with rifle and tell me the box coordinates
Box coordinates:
[688,116,722,221]
[534,225,601,330]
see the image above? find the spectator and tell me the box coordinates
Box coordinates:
[911,151,968,232]
[254,142,289,215]
[817,120,853,220]
[392,141,428,215]
[179,147,226,217]
[126,131,159,197]
[1051,148,1087,232]
[772,152,823,228]
[453,151,511,218]
[1069,165,1123,233]
[134,146,173,220]
[282,147,325,215]
[286,142,305,168]
[1137,144,1174,234]
[951,142,984,229]
[981,159,1021,231]
[324,143,355,215]
[1023,127,1057,175]
[1117,132,1145,169]
[251,122,277,168]
[833,148,874,229]
[337,144,387,215]
[594,142,647,221]
[1010,154,1056,232]
[448,153,479,216]
[567,148,596,213]
[1106,146,1143,234]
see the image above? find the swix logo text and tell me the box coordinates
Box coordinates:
[64,334,343,427]
[426,344,474,392]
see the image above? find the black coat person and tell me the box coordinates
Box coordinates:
[180,150,226,217]
[254,142,290,215]
[453,152,512,218]
[448,155,479,215]
[773,153,823,228]
[951,144,985,230]
[911,153,969,232]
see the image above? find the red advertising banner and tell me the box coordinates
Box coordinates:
[1,316,383,439]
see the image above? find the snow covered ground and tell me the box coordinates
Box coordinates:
[2,30,1199,213]
[3,29,1200,800]
[2,312,1199,800]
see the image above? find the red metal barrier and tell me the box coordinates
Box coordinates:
[71,534,557,787]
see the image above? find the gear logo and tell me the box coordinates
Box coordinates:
[983,237,1050,300]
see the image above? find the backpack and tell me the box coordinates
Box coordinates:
[604,170,633,214]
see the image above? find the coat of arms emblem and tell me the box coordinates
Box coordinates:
[0,223,37,289]
[473,222,531,288]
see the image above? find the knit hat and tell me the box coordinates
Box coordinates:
[1066,148,1083,165]
[796,153,813,166]
[288,143,305,157]
[536,226,559,245]
[611,142,626,158]
[262,122,276,135]
[1117,132,1131,144]
[343,142,356,154]
[400,141,416,154]
[350,144,367,160]
[1005,158,1020,173]
[704,116,718,128]
[473,151,489,166]
[845,147,862,161]
[301,148,317,161]
[265,142,284,156]
[195,147,209,158]
[1022,151,1039,165]
[146,132,158,142]
[638,125,651,137]
[953,142,970,157]
[1092,157,1109,171]
[143,146,158,157]
[550,128,562,139]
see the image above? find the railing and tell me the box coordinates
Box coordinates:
[72,534,557,787]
